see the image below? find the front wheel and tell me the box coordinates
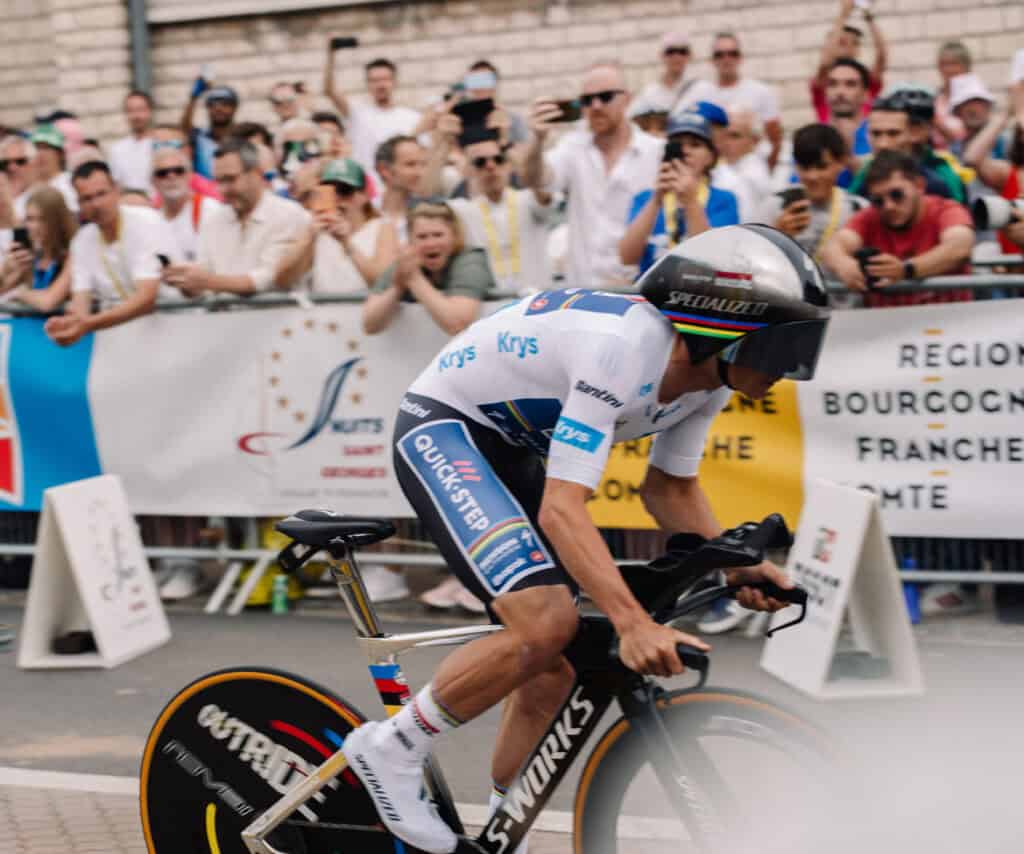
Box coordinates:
[573,689,839,854]
[140,667,379,853]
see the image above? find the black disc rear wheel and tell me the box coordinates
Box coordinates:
[140,667,378,853]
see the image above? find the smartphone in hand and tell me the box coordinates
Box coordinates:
[662,140,684,163]
[552,99,582,123]
[330,36,359,50]
[853,246,881,288]
[11,226,29,249]
[776,185,807,209]
[156,253,171,268]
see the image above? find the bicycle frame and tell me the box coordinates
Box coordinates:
[240,541,726,854]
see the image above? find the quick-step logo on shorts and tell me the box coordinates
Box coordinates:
[397,420,553,595]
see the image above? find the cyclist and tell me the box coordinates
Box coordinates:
[343,224,831,853]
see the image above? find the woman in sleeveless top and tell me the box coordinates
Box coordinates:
[274,158,398,293]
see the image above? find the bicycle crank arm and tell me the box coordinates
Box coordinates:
[241,750,351,853]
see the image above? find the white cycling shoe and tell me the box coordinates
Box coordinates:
[342,720,458,854]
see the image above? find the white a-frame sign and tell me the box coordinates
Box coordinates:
[18,475,171,669]
[761,480,924,699]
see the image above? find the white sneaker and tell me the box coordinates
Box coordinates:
[454,583,487,615]
[342,721,457,854]
[419,576,464,610]
[920,583,979,617]
[697,599,751,634]
[158,561,204,601]
[361,565,411,603]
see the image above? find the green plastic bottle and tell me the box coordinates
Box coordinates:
[271,574,289,615]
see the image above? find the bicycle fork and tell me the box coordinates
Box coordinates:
[618,683,733,854]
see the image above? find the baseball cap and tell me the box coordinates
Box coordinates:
[949,73,995,111]
[30,124,65,150]
[320,158,366,190]
[666,111,714,145]
[661,31,691,52]
[694,100,729,127]
[206,86,239,105]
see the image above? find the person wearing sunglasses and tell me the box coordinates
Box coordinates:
[699,32,784,170]
[150,125,223,203]
[269,81,305,125]
[636,31,706,117]
[523,61,663,287]
[152,145,223,264]
[275,157,398,295]
[109,90,155,195]
[0,135,38,225]
[821,150,974,307]
[181,78,240,181]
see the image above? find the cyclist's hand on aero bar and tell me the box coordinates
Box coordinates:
[619,620,710,678]
[726,560,794,612]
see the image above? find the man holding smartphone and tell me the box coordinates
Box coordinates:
[523,62,662,287]
[324,41,422,183]
[757,124,866,278]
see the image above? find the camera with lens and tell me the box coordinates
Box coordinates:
[972,196,1024,231]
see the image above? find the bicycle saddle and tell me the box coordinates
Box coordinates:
[275,509,396,548]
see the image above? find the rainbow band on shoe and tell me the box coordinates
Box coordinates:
[662,310,768,340]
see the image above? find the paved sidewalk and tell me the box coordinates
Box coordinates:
[0,785,144,854]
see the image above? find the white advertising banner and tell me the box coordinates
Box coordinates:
[88,304,453,517]
[799,299,1024,538]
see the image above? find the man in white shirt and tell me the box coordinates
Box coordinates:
[44,161,162,347]
[691,33,784,170]
[324,43,422,179]
[152,146,223,263]
[523,62,663,287]
[713,108,773,221]
[636,31,705,116]
[109,91,155,194]
[26,125,78,214]
[164,139,310,297]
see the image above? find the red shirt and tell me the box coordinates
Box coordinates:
[998,167,1020,256]
[844,195,974,307]
[810,74,882,123]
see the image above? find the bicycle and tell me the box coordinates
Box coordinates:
[140,509,836,854]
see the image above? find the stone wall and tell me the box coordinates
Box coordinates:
[3,0,1022,146]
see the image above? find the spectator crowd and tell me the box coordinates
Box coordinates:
[2,0,1023,616]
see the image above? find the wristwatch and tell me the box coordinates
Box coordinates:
[903,260,917,280]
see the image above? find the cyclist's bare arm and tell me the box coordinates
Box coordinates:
[640,467,722,539]
[539,477,707,677]
[641,466,792,611]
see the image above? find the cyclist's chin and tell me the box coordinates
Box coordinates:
[727,365,780,398]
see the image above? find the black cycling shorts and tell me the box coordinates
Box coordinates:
[392,392,577,618]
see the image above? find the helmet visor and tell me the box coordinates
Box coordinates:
[719,319,829,381]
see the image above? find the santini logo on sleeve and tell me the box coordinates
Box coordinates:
[551,417,604,453]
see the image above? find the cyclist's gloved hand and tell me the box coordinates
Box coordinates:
[618,619,709,678]
[726,560,793,612]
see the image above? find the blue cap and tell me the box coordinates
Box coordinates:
[694,100,729,127]
[665,111,714,146]
[206,86,239,105]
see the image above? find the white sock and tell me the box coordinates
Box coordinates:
[488,782,529,854]
[375,683,463,763]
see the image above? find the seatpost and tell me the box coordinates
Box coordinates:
[327,539,385,638]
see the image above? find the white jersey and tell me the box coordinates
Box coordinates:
[409,289,731,490]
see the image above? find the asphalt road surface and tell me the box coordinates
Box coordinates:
[1,590,1022,853]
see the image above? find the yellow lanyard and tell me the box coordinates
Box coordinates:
[662,181,710,247]
[478,189,520,280]
[813,188,844,261]
[97,212,130,300]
